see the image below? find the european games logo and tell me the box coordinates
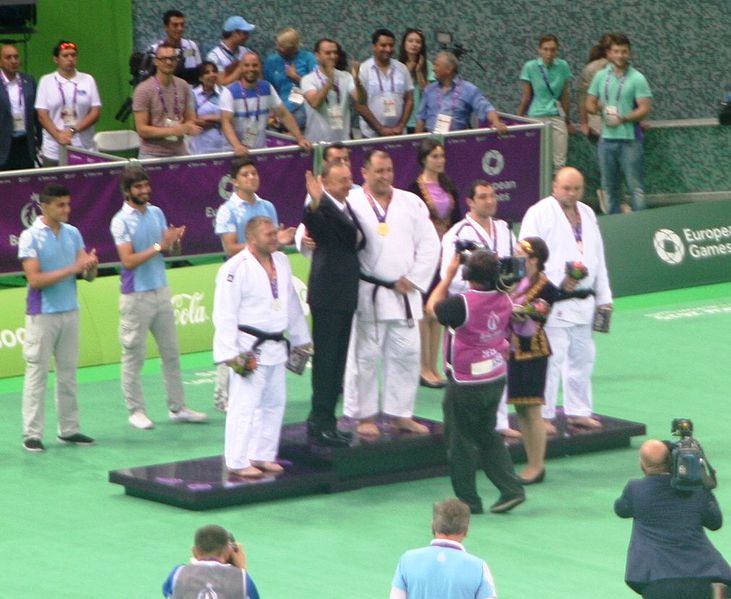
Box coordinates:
[20,193,42,228]
[481,150,504,176]
[653,229,685,265]
[218,175,234,201]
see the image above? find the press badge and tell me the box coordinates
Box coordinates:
[382,95,397,118]
[12,111,25,133]
[433,113,452,134]
[164,117,180,141]
[243,119,259,147]
[61,107,77,127]
[328,105,344,130]
[288,87,304,106]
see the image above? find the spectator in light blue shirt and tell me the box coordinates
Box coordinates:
[415,52,507,135]
[190,61,234,155]
[263,28,317,130]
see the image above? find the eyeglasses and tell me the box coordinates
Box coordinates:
[59,42,77,50]
[156,56,177,63]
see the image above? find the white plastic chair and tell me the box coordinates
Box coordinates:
[93,130,140,153]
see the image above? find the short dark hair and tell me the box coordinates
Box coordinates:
[40,183,70,203]
[314,38,337,54]
[230,156,258,179]
[321,160,350,180]
[245,215,273,240]
[362,149,390,168]
[432,499,470,536]
[120,166,150,194]
[467,179,492,199]
[518,236,549,271]
[323,142,348,163]
[371,28,395,45]
[538,33,559,47]
[53,40,77,57]
[198,60,218,78]
[463,249,498,290]
[608,32,631,49]
[163,9,184,25]
[194,525,229,555]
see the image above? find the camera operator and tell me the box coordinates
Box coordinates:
[614,439,731,599]
[162,524,260,598]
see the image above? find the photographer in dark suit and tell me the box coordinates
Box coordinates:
[615,439,731,599]
[304,161,363,446]
[0,44,37,170]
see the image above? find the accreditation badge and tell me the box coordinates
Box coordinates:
[164,117,181,141]
[12,111,25,133]
[433,113,452,134]
[61,107,77,128]
[272,298,282,311]
[243,118,259,147]
[327,105,344,130]
[382,94,397,118]
[288,87,304,106]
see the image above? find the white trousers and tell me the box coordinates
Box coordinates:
[22,311,81,440]
[543,324,595,419]
[225,362,286,469]
[342,317,359,409]
[495,387,511,431]
[345,319,420,419]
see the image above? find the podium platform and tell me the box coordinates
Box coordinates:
[109,411,645,510]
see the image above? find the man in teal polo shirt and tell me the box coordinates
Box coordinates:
[586,32,652,214]
[517,34,574,171]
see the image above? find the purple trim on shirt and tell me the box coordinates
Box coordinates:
[121,269,135,294]
[26,287,42,315]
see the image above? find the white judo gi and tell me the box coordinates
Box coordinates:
[440,215,517,430]
[519,195,612,419]
[213,249,311,469]
[344,187,440,420]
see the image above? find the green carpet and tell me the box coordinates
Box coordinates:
[2,283,730,598]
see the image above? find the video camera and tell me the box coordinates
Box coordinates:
[668,418,717,491]
[454,239,525,292]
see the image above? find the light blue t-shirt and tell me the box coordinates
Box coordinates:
[391,540,496,599]
[214,193,279,245]
[110,202,168,294]
[519,57,572,117]
[18,217,84,315]
[263,49,317,114]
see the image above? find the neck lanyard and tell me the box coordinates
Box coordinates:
[240,83,261,118]
[466,214,497,252]
[364,187,390,223]
[558,199,583,251]
[373,62,395,93]
[195,87,218,110]
[0,70,22,107]
[155,76,180,120]
[604,70,626,104]
[219,42,237,62]
[438,78,462,115]
[254,253,279,299]
[537,63,557,98]
[55,74,77,109]
[315,67,340,104]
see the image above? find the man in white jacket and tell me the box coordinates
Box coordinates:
[519,167,612,432]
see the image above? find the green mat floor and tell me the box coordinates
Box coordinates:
[1,283,730,598]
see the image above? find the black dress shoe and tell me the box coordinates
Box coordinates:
[308,429,352,447]
[519,469,546,485]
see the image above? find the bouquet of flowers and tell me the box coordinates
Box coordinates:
[522,298,551,322]
[230,351,258,378]
[565,260,588,280]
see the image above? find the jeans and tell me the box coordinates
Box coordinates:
[598,137,646,213]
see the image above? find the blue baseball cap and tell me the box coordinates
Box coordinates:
[223,16,255,33]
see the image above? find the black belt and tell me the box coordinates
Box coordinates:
[237,325,290,353]
[359,273,414,327]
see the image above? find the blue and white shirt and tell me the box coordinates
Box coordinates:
[215,192,279,245]
[110,203,168,294]
[18,217,84,314]
[226,80,282,149]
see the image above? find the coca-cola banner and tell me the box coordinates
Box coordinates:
[0,126,543,275]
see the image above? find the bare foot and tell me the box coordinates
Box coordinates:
[251,461,284,473]
[392,417,429,434]
[544,419,558,435]
[567,416,602,429]
[228,466,264,478]
[357,420,380,437]
[498,427,523,439]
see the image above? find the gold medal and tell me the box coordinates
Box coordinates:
[377,222,389,236]
[272,298,282,311]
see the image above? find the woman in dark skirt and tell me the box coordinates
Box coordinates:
[408,138,461,387]
[508,237,560,484]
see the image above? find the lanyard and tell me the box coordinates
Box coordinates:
[438,79,462,115]
[254,254,279,299]
[240,83,261,118]
[55,74,78,110]
[218,43,237,63]
[537,64,557,98]
[559,201,583,250]
[195,87,218,110]
[466,215,497,252]
[604,70,626,104]
[155,76,180,120]
[0,70,23,108]
[364,187,390,223]
[315,68,340,104]
[373,63,395,93]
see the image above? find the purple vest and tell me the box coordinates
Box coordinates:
[445,290,513,383]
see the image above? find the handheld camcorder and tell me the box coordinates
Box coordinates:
[668,418,717,491]
[454,239,525,292]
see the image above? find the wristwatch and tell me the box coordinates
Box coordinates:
[153,243,162,253]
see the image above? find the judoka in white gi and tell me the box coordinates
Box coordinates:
[440,180,521,438]
[519,167,613,432]
[213,216,311,478]
[344,149,440,437]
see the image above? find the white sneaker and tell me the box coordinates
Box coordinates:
[169,407,208,423]
[128,411,154,430]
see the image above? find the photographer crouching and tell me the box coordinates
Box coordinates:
[615,438,731,599]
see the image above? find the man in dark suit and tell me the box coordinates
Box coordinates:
[303,161,363,446]
[615,439,731,598]
[0,44,37,170]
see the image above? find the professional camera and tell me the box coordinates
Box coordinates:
[454,238,482,263]
[455,239,525,291]
[668,418,717,491]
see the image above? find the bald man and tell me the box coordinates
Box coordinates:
[519,167,612,433]
[615,439,731,598]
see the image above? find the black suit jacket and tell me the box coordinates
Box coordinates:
[303,194,363,312]
[0,72,37,164]
[615,474,731,593]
